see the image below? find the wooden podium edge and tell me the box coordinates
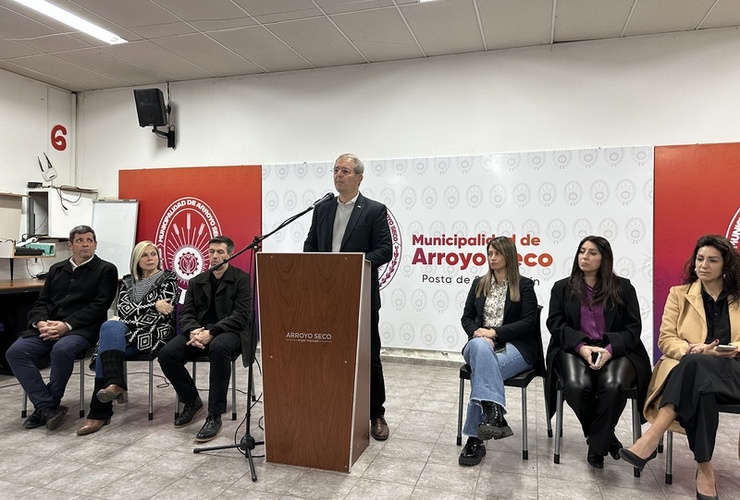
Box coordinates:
[349,259,371,471]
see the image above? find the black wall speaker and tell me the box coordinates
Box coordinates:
[133,88,168,127]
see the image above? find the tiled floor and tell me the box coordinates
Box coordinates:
[0,356,738,499]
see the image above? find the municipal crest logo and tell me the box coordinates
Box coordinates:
[156,197,222,290]
[380,208,402,290]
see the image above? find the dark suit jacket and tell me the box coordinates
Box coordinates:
[23,255,118,344]
[179,265,253,366]
[544,276,652,419]
[303,192,392,311]
[460,276,541,372]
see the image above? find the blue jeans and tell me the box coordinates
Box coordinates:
[94,320,141,377]
[462,337,532,437]
[6,334,92,411]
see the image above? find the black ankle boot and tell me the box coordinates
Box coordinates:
[477,401,514,441]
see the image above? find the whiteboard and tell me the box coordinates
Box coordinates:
[92,200,138,278]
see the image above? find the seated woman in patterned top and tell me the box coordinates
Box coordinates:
[77,240,177,435]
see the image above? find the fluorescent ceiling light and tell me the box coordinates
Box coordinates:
[13,0,128,45]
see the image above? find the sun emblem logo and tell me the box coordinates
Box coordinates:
[156,197,223,291]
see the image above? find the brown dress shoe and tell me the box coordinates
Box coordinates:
[96,384,126,404]
[76,418,110,436]
[371,416,389,441]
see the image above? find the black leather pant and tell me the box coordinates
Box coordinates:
[555,350,636,456]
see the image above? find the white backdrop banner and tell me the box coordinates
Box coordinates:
[262,146,654,357]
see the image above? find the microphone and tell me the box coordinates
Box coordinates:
[310,192,334,209]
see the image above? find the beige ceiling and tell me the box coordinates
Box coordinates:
[0,0,738,92]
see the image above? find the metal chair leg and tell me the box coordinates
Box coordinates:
[665,431,673,484]
[631,396,642,477]
[456,376,465,446]
[521,386,529,460]
[147,358,154,420]
[554,387,563,464]
[79,356,85,417]
[231,359,237,420]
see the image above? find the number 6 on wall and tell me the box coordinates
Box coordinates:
[51,124,67,151]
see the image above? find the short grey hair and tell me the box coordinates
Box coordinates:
[336,153,364,175]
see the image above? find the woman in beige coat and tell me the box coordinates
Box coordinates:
[620,235,740,500]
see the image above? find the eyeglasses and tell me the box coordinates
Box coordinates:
[333,168,354,176]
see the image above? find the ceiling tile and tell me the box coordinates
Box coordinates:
[4,54,126,90]
[209,26,312,73]
[103,41,214,82]
[331,9,422,62]
[151,0,258,32]
[231,0,322,23]
[701,1,740,29]
[0,59,84,91]
[268,18,366,67]
[154,33,262,77]
[62,0,176,29]
[401,0,483,56]
[153,0,249,21]
[0,40,39,59]
[11,33,91,54]
[554,0,634,42]
[53,47,167,86]
[625,0,716,36]
[0,6,53,39]
[477,0,552,49]
[315,0,394,15]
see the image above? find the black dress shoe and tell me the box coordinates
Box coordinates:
[587,450,604,469]
[22,409,46,429]
[459,437,486,466]
[618,448,658,471]
[608,433,623,461]
[477,401,513,441]
[371,417,389,441]
[195,415,222,442]
[45,405,68,431]
[175,397,203,427]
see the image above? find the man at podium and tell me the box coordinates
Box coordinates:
[304,153,393,441]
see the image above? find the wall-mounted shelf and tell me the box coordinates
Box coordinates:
[0,240,55,280]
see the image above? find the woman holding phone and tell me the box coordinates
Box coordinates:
[545,235,652,469]
[620,235,740,500]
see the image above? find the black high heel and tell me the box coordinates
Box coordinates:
[618,448,657,471]
[695,470,719,500]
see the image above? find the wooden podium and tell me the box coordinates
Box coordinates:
[257,253,371,472]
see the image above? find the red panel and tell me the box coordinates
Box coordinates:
[119,166,262,292]
[654,143,740,360]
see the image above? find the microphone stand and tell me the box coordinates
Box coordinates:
[192,194,333,482]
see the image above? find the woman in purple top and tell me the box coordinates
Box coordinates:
[545,236,651,469]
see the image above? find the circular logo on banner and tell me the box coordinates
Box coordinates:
[726,207,740,250]
[156,197,223,289]
[379,208,402,291]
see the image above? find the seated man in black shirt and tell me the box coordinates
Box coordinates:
[158,236,251,442]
